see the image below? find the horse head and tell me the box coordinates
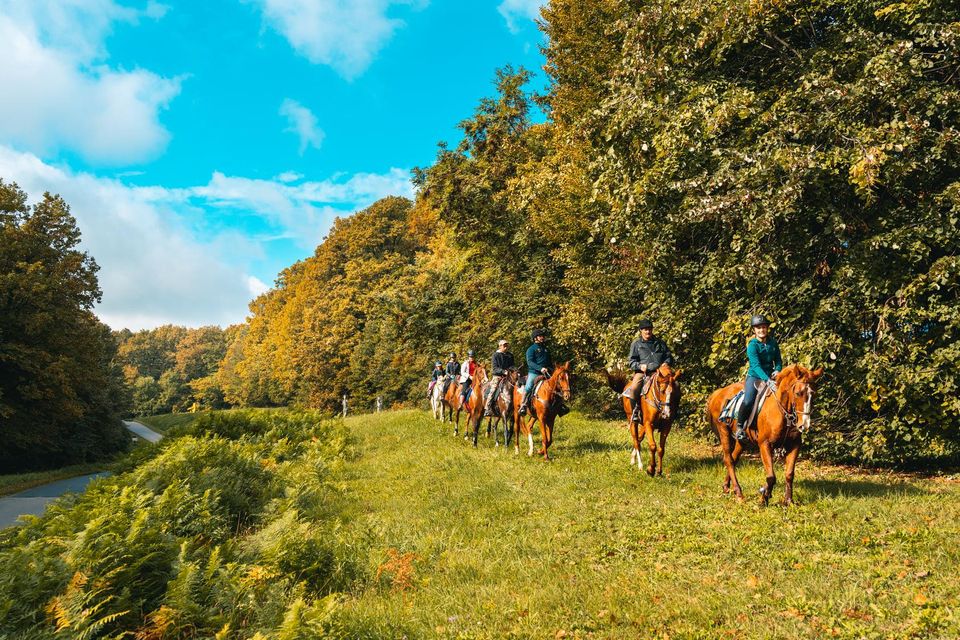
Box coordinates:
[474,365,488,387]
[778,364,824,431]
[554,361,572,401]
[654,363,681,418]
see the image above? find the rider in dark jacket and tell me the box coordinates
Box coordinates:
[519,329,553,415]
[484,340,516,416]
[624,319,674,400]
[442,353,459,394]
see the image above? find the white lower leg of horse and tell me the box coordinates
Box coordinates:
[527,433,534,457]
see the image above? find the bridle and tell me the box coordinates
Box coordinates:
[642,369,674,419]
[767,378,814,435]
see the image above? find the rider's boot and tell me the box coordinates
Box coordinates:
[518,391,528,416]
[734,420,748,442]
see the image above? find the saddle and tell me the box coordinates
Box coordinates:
[720,383,770,429]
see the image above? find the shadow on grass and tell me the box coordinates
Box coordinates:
[566,438,629,454]
[669,454,720,474]
[798,478,928,502]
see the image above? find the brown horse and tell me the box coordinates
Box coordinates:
[706,364,823,505]
[441,375,460,428]
[482,369,518,448]
[462,366,488,447]
[606,364,681,476]
[514,362,572,460]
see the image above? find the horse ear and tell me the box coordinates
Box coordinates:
[564,361,571,370]
[673,369,682,380]
[808,367,824,382]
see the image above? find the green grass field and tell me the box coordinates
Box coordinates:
[337,410,960,639]
[135,411,202,433]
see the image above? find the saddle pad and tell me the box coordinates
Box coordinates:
[720,386,769,424]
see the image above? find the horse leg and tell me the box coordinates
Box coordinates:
[758,440,776,506]
[657,425,670,477]
[644,420,657,477]
[716,423,744,499]
[629,409,641,470]
[782,439,801,506]
[542,416,553,461]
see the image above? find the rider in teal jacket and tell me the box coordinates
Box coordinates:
[519,328,552,415]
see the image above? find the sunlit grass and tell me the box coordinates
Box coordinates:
[339,410,960,639]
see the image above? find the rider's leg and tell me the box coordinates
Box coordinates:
[519,374,536,415]
[484,376,501,416]
[623,372,643,399]
[735,376,760,440]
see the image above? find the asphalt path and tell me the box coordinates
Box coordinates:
[0,420,163,528]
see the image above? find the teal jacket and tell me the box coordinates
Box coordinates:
[746,337,782,381]
[526,342,552,375]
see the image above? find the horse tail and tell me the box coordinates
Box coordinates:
[604,368,628,394]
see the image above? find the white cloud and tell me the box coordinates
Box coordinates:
[252,0,418,79]
[275,170,303,183]
[0,145,255,330]
[279,99,325,154]
[498,0,544,33]
[0,1,180,165]
[247,275,271,297]
[0,146,415,329]
[189,168,414,247]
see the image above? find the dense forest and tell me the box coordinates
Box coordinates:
[3,0,959,468]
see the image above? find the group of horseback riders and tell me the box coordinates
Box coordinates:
[428,328,557,420]
[428,314,783,442]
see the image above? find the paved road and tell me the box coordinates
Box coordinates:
[0,420,164,528]
[124,420,163,443]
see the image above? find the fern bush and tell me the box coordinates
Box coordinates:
[0,410,369,639]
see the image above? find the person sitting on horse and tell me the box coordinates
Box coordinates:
[484,339,515,417]
[428,360,443,396]
[519,329,553,416]
[623,319,674,400]
[443,352,459,394]
[459,350,477,404]
[735,315,783,442]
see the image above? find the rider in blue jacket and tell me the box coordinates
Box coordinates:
[519,329,552,416]
[735,315,783,441]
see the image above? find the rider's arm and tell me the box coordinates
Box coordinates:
[661,340,675,367]
[772,339,783,375]
[628,340,647,372]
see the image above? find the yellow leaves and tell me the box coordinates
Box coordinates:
[849,146,887,202]
[913,591,929,606]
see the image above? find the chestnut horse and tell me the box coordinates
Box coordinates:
[606,364,681,476]
[706,364,823,505]
[441,375,460,427]
[482,369,518,448]
[513,362,572,460]
[462,366,489,447]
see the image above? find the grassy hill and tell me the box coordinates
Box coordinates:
[339,410,960,639]
[2,409,957,639]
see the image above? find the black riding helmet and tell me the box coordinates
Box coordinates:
[448,352,456,359]
[467,349,476,357]
[531,328,547,341]
[638,319,654,330]
[750,315,771,327]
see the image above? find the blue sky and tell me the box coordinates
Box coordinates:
[0,0,547,329]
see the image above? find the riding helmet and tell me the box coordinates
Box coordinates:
[531,328,547,340]
[638,319,654,330]
[467,349,476,357]
[435,361,442,366]
[750,315,771,327]
[448,352,456,359]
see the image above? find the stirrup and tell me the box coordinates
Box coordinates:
[734,426,749,442]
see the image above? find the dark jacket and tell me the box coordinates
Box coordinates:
[432,367,443,381]
[628,336,674,372]
[445,361,460,376]
[492,350,515,376]
[526,342,552,375]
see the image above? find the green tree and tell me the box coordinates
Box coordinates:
[0,180,128,471]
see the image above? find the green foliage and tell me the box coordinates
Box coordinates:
[0,180,129,472]
[0,410,366,639]
[223,0,960,465]
[116,324,230,415]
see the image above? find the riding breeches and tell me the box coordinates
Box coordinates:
[736,376,763,427]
